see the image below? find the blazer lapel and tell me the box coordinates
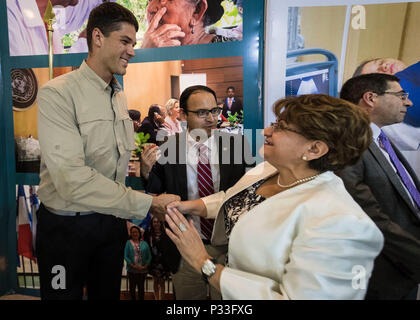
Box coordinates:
[369,143,419,214]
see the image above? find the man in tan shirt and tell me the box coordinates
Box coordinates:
[36,2,179,300]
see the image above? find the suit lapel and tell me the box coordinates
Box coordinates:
[175,132,188,200]
[369,143,418,214]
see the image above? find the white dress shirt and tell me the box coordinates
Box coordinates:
[186,132,220,238]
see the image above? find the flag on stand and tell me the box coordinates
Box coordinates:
[29,186,39,254]
[17,185,36,262]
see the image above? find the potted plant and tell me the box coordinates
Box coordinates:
[134,132,150,158]
[227,111,239,128]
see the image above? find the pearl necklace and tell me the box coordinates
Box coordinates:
[277,173,320,188]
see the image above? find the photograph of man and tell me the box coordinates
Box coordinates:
[339,73,420,300]
[35,2,178,300]
[140,85,254,300]
[221,86,243,119]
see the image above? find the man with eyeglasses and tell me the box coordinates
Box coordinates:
[339,73,420,300]
[354,58,420,176]
[140,85,254,300]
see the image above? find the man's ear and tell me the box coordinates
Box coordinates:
[191,0,208,28]
[360,91,376,110]
[91,27,104,49]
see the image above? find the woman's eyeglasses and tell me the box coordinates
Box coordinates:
[270,121,303,135]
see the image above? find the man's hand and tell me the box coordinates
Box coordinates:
[140,144,160,180]
[151,194,181,221]
[141,7,185,48]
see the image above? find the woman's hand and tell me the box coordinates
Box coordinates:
[141,7,186,48]
[165,207,211,273]
[167,199,208,217]
[140,144,160,180]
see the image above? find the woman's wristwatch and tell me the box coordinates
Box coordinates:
[201,258,217,283]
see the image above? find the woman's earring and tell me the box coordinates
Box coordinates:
[302,155,308,161]
[191,27,195,34]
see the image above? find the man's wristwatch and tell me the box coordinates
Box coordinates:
[201,258,217,283]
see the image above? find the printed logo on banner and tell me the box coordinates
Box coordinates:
[351,5,366,30]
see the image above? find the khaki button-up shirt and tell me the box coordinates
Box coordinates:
[37,61,152,219]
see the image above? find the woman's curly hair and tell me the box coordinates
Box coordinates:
[273,94,372,172]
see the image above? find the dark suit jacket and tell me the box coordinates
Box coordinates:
[144,131,255,273]
[138,116,160,144]
[338,142,420,299]
[222,97,243,119]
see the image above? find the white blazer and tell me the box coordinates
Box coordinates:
[202,162,384,300]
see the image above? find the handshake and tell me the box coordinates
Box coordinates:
[150,194,181,221]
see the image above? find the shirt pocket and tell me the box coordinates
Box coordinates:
[77,112,115,161]
[121,117,135,152]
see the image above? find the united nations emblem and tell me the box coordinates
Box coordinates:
[11,68,38,111]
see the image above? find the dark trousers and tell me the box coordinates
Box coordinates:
[127,272,147,300]
[35,204,128,300]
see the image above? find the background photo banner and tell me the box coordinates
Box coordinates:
[6,0,244,56]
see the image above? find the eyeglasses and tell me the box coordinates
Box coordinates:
[270,121,303,135]
[187,107,222,118]
[379,91,410,101]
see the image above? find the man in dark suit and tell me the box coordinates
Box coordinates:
[138,104,166,144]
[140,85,254,300]
[339,73,420,300]
[221,86,243,119]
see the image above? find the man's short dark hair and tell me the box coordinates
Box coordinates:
[86,2,139,52]
[128,109,140,121]
[180,85,217,114]
[147,104,162,119]
[226,86,235,92]
[340,73,400,105]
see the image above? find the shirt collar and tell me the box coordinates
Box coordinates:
[187,130,215,152]
[370,122,382,142]
[78,60,122,93]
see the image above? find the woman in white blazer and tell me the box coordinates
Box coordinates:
[165,94,384,300]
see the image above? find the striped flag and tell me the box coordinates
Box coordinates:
[17,185,36,262]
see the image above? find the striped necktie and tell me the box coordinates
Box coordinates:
[196,143,215,240]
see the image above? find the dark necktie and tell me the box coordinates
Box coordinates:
[196,143,215,240]
[378,131,420,209]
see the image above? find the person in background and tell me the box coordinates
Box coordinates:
[339,73,420,300]
[144,216,171,300]
[124,225,152,300]
[138,104,166,144]
[166,94,384,300]
[128,109,141,133]
[354,58,420,175]
[164,99,183,135]
[221,86,243,120]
